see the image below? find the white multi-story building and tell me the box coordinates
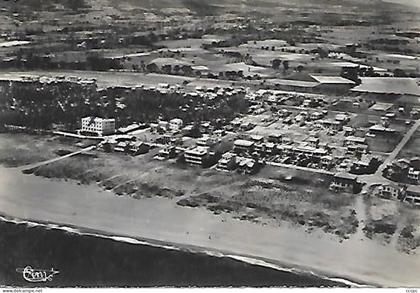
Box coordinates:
[184,146,209,166]
[81,117,115,136]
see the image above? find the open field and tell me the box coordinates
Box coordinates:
[398,129,420,158]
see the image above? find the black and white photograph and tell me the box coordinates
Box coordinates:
[0,0,420,290]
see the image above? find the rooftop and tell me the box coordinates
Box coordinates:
[310,75,356,85]
[234,139,255,147]
[352,77,420,96]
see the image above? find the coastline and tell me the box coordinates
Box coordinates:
[0,213,361,288]
[0,166,419,287]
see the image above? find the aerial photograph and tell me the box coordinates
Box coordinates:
[0,0,420,289]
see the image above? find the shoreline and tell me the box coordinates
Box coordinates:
[0,166,419,287]
[0,212,368,288]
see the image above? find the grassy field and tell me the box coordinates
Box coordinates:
[398,129,420,158]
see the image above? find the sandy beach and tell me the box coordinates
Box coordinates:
[0,166,420,287]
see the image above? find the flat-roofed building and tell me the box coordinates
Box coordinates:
[405,186,420,206]
[330,172,359,193]
[81,116,115,136]
[216,152,237,171]
[344,136,367,146]
[378,183,403,199]
[184,146,209,166]
[233,139,255,154]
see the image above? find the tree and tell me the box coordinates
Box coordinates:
[393,68,407,77]
[283,60,289,71]
[188,122,202,138]
[146,63,159,73]
[272,59,282,70]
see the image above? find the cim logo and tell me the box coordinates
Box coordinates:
[16,266,60,283]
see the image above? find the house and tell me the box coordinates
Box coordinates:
[335,113,350,123]
[268,133,282,143]
[344,136,366,146]
[408,167,420,183]
[237,158,259,175]
[350,156,379,175]
[154,146,177,160]
[216,152,238,171]
[184,146,209,166]
[264,142,277,156]
[80,116,115,136]
[158,121,170,131]
[378,183,403,199]
[150,122,159,132]
[240,122,256,131]
[319,119,343,131]
[346,144,369,156]
[169,118,183,131]
[197,135,218,147]
[310,111,324,121]
[343,126,355,136]
[320,155,333,169]
[128,142,150,156]
[405,186,420,206]
[114,141,129,152]
[233,139,255,154]
[369,125,396,135]
[249,135,264,143]
[329,172,359,193]
[308,137,320,148]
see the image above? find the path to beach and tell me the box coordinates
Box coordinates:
[0,166,420,287]
[17,145,97,172]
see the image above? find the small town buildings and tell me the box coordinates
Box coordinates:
[184,146,210,166]
[80,116,115,136]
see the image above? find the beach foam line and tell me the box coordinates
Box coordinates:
[0,214,369,288]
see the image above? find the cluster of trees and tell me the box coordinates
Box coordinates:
[271,59,289,71]
[0,79,249,132]
[110,87,249,125]
[0,81,99,130]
